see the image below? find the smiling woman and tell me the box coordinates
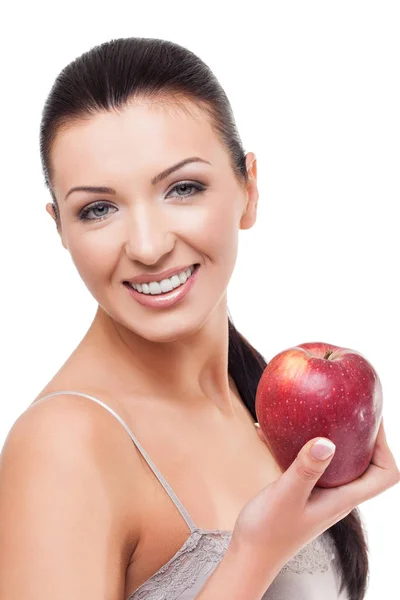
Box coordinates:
[0,37,369,600]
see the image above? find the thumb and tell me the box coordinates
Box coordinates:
[280,437,336,503]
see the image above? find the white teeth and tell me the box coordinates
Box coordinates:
[129,265,196,295]
[160,278,173,293]
[170,274,181,289]
[149,281,162,295]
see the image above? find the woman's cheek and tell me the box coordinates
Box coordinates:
[67,228,120,289]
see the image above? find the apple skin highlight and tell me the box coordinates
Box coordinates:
[255,342,383,488]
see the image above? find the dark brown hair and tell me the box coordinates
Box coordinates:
[39,36,369,599]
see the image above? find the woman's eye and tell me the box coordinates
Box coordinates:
[167,181,205,199]
[78,202,117,221]
[78,182,205,221]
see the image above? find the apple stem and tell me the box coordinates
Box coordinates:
[324,350,334,359]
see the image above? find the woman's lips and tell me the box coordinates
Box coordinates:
[124,264,200,309]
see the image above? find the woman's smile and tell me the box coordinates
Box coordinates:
[123,263,201,309]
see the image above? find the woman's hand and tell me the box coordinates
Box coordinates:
[231,417,400,567]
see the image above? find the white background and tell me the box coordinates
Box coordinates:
[1,1,399,598]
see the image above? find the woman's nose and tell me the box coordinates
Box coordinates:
[123,202,175,264]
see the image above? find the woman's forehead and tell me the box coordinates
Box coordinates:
[53,101,212,150]
[50,102,229,195]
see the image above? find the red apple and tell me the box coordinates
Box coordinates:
[255,342,383,487]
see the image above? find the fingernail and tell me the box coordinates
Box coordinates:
[311,438,336,460]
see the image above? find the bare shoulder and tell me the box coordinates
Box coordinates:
[6,392,144,539]
[0,393,142,598]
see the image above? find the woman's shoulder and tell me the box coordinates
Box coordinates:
[0,387,142,596]
[3,389,115,487]
[2,384,143,555]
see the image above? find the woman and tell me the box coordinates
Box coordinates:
[0,37,398,600]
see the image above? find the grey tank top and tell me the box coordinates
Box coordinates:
[33,390,349,600]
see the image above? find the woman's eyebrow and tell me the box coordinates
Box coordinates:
[63,156,211,201]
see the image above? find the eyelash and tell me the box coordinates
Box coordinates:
[78,181,206,222]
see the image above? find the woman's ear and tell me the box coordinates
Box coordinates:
[46,202,57,224]
[240,152,259,230]
[46,202,67,248]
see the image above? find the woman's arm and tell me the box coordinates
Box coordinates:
[0,398,137,600]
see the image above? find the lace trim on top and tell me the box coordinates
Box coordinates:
[127,529,337,600]
[127,529,229,600]
[281,531,337,575]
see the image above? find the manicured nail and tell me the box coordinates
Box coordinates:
[311,438,336,460]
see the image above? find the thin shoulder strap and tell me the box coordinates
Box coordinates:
[33,390,197,533]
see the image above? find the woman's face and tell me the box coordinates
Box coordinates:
[48,100,258,342]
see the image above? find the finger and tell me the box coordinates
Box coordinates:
[255,423,276,455]
[255,423,267,443]
[306,421,400,524]
[370,417,400,471]
[308,458,400,526]
[278,437,336,506]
